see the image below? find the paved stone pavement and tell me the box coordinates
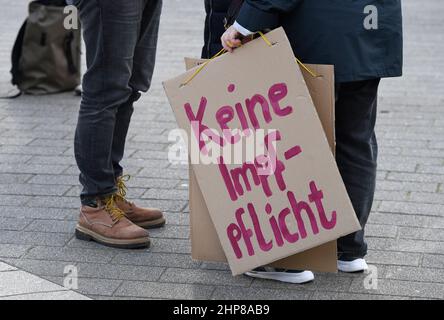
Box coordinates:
[0,0,443,300]
[0,261,89,300]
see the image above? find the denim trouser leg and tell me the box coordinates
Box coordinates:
[74,0,162,205]
[112,0,162,178]
[111,91,140,180]
[335,79,380,260]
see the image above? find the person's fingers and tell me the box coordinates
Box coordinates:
[221,28,242,53]
[221,34,233,52]
[230,38,242,47]
[224,35,238,52]
[227,38,241,50]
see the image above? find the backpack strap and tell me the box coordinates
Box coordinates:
[63,31,78,75]
[10,19,27,87]
[0,89,22,99]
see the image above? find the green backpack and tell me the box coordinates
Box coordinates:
[10,0,81,95]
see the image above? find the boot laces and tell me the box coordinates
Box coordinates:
[104,195,125,221]
[116,175,132,205]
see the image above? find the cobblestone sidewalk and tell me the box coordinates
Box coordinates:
[0,261,89,300]
[0,0,443,300]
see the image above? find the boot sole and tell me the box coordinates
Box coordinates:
[75,225,150,249]
[135,217,166,229]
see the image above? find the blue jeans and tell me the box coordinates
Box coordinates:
[73,0,162,205]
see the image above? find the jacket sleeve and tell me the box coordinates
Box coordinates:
[236,0,302,32]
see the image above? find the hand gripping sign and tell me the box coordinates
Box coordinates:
[164,28,361,275]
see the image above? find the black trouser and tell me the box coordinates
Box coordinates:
[335,78,380,260]
[202,0,230,58]
[72,0,162,205]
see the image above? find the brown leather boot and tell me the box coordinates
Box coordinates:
[115,175,166,229]
[75,195,151,249]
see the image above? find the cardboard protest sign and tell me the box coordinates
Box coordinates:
[186,58,338,272]
[164,28,360,275]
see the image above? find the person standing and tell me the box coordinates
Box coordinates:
[202,0,232,59]
[218,0,403,281]
[70,0,166,249]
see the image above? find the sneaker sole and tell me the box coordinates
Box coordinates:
[337,260,368,273]
[75,225,150,249]
[244,271,314,284]
[337,267,367,273]
[135,217,166,229]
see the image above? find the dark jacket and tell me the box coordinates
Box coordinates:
[205,0,403,83]
[202,0,231,59]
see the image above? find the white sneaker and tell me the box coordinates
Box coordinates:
[337,258,368,273]
[245,267,314,284]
